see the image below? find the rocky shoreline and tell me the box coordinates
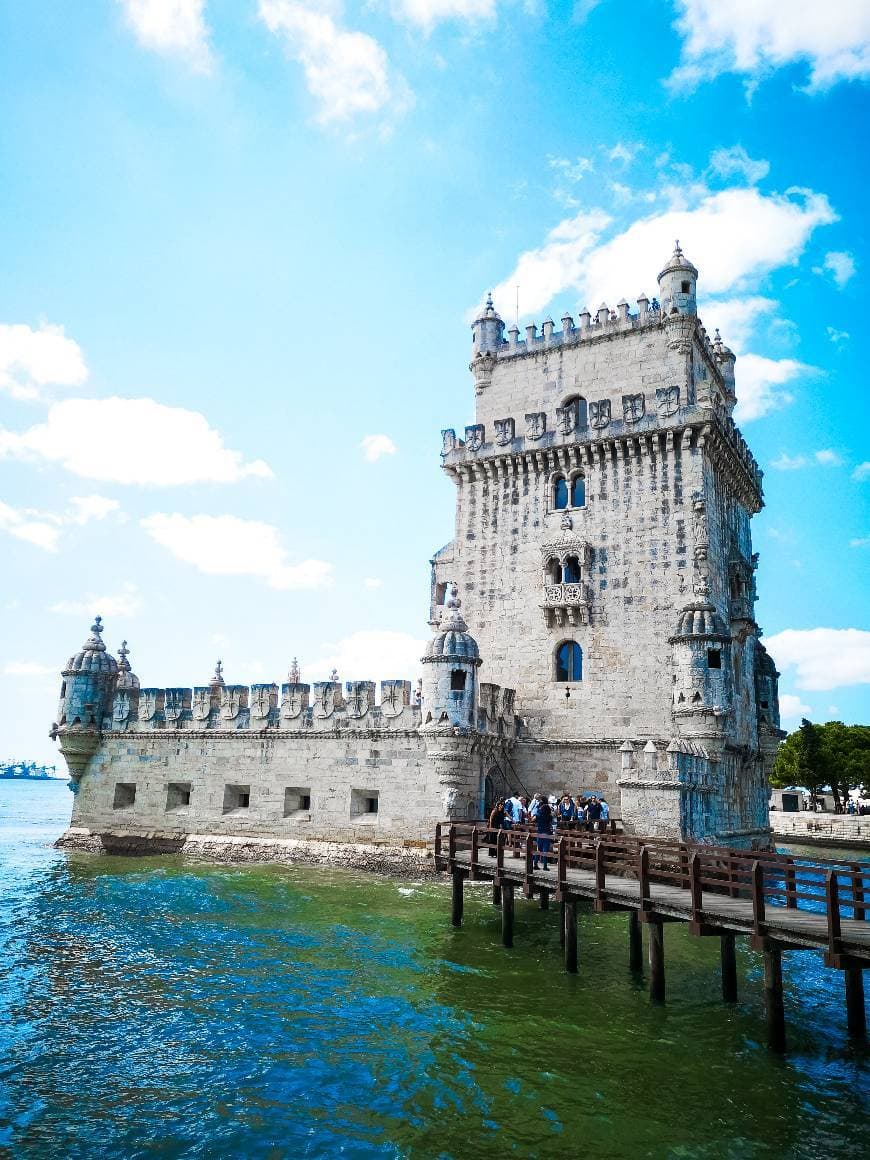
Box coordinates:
[55,827,439,879]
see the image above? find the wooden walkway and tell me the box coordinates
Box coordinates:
[434,823,870,1052]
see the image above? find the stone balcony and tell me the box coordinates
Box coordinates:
[542,583,592,628]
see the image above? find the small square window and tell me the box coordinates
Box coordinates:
[351,788,379,820]
[707,648,722,669]
[166,782,192,811]
[223,784,251,813]
[113,782,136,809]
[284,787,312,817]
[681,281,691,294]
[450,670,466,691]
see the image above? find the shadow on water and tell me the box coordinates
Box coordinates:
[0,782,867,1159]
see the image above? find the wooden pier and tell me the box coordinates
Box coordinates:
[434,822,870,1052]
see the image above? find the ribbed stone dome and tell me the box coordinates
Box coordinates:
[63,617,119,676]
[658,240,698,280]
[670,601,730,642]
[422,583,481,664]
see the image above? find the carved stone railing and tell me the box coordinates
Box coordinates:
[541,583,591,628]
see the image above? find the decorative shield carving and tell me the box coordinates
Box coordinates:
[589,399,611,429]
[313,682,336,719]
[555,404,577,435]
[346,680,375,719]
[280,683,309,719]
[656,385,680,417]
[525,412,546,440]
[113,691,132,726]
[192,688,211,722]
[164,688,187,724]
[441,429,456,457]
[494,417,515,446]
[464,424,484,453]
[381,679,410,718]
[250,684,276,721]
[139,689,161,723]
[220,686,244,721]
[622,393,645,423]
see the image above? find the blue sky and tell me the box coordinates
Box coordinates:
[1,0,868,767]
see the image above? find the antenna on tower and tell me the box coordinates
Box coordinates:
[515,285,520,327]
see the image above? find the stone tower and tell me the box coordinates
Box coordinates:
[52,617,119,791]
[435,243,782,845]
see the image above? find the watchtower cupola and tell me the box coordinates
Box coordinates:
[420,583,482,731]
[57,616,119,730]
[471,292,505,356]
[658,241,698,317]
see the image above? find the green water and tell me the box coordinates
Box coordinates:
[1,781,868,1158]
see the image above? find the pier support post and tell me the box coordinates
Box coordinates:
[762,941,786,1053]
[564,899,578,974]
[559,900,566,948]
[539,888,550,911]
[451,870,464,928]
[502,881,515,948]
[720,933,737,1003]
[492,880,501,907]
[648,919,665,1004]
[844,964,866,1040]
[628,910,643,973]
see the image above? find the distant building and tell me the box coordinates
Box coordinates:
[53,244,782,853]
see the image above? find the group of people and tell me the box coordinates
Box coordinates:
[487,791,611,871]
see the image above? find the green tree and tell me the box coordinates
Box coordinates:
[772,720,870,808]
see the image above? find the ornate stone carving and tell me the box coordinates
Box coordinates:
[656,385,680,417]
[313,682,337,719]
[220,686,245,721]
[139,689,161,723]
[112,690,134,728]
[692,494,709,562]
[164,688,188,724]
[556,404,577,435]
[464,424,484,453]
[589,399,611,429]
[441,429,456,457]
[250,684,276,721]
[381,679,410,718]
[622,393,645,423]
[346,681,375,719]
[525,411,546,439]
[192,688,211,722]
[494,417,515,446]
[280,683,309,720]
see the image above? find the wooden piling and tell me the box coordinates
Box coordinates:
[559,899,566,948]
[502,881,515,948]
[720,933,737,1003]
[628,909,643,973]
[492,880,502,907]
[762,940,786,1053]
[539,887,550,911]
[844,964,866,1040]
[564,898,578,974]
[648,919,665,1003]
[451,869,464,928]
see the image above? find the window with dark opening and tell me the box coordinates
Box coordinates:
[562,394,588,428]
[571,475,586,508]
[563,556,581,584]
[450,669,466,691]
[166,782,191,810]
[553,476,569,509]
[555,641,583,682]
[365,797,379,814]
[707,648,722,669]
[223,784,251,813]
[681,281,691,294]
[284,787,312,816]
[113,782,136,809]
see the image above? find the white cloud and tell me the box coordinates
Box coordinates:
[814,449,842,466]
[771,453,808,471]
[364,577,383,588]
[827,326,849,344]
[852,463,870,482]
[360,433,397,461]
[49,583,144,618]
[850,537,870,548]
[119,0,213,72]
[731,354,805,423]
[0,397,272,486]
[670,0,870,91]
[141,513,333,590]
[0,494,120,553]
[708,146,770,186]
[312,629,427,683]
[608,142,642,166]
[816,250,856,288]
[259,0,405,125]
[388,0,496,30]
[779,692,812,722]
[491,187,834,319]
[0,322,88,401]
[766,628,870,691]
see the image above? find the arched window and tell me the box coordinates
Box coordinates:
[547,558,562,584]
[555,641,583,682]
[571,474,586,508]
[563,556,581,583]
[553,476,569,509]
[562,394,588,429]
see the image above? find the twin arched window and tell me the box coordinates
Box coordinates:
[553,473,586,510]
[555,641,583,682]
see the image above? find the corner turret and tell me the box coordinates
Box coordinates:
[669,598,732,742]
[420,583,481,730]
[52,616,119,790]
[713,328,737,407]
[471,292,505,356]
[658,240,698,317]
